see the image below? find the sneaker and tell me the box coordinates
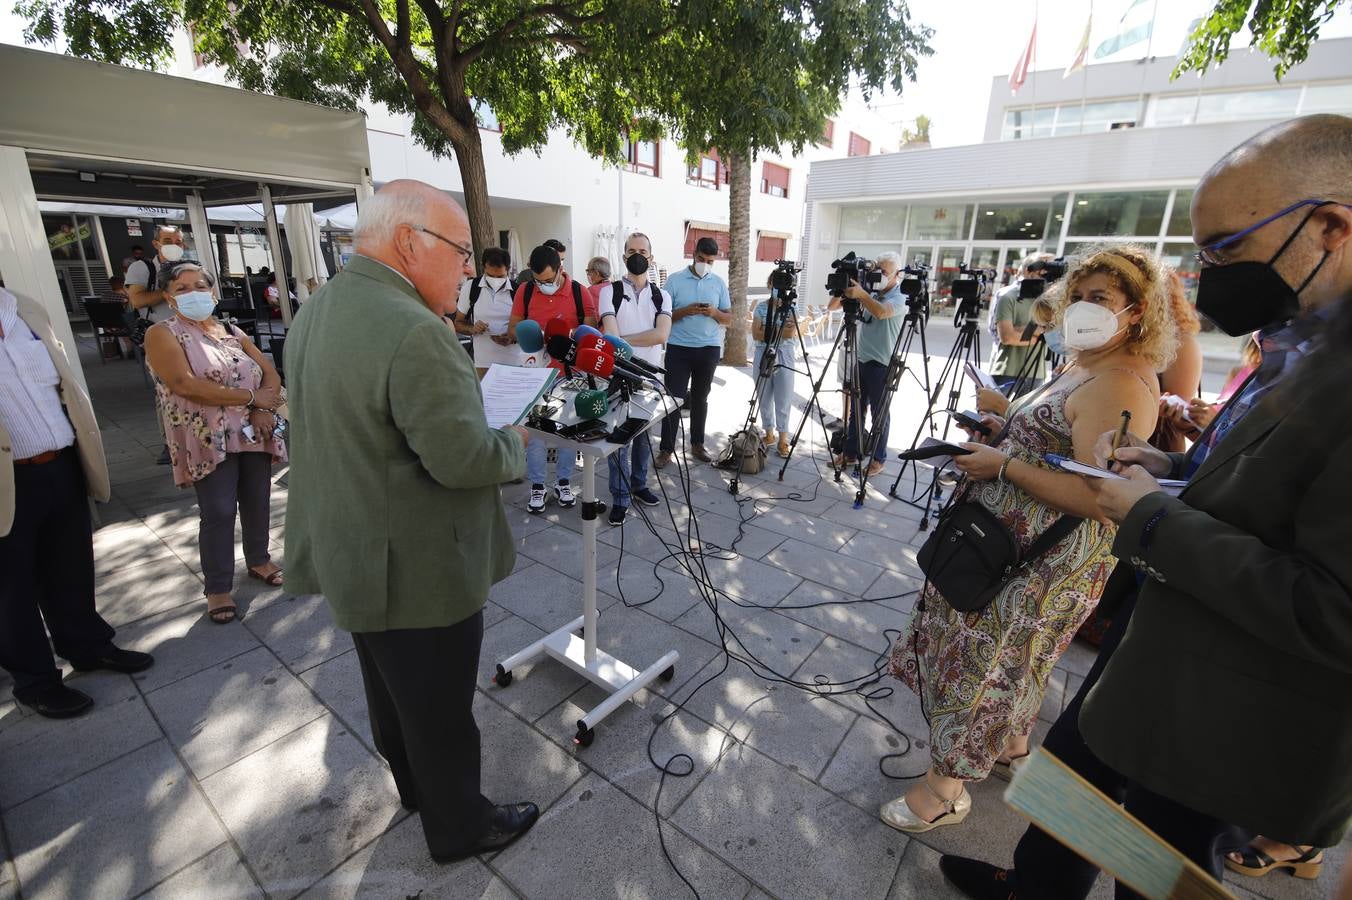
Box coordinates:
[632,487,661,507]
[608,505,627,526]
[553,482,576,509]
[527,484,547,515]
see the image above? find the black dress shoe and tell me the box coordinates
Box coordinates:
[939,855,1019,900]
[432,802,540,863]
[69,646,155,674]
[13,683,94,719]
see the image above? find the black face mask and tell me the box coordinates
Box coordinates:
[625,253,649,276]
[1195,206,1329,336]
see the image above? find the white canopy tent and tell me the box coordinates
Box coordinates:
[0,43,373,386]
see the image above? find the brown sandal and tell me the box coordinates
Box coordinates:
[205,592,237,624]
[1225,844,1323,879]
[247,566,284,587]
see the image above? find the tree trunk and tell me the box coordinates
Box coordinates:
[451,124,497,265]
[722,151,751,366]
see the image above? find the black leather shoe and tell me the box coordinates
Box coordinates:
[69,646,155,674]
[939,855,1019,900]
[432,802,540,863]
[13,683,94,719]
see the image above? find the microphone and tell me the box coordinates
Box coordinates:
[545,316,572,341]
[602,334,666,376]
[545,335,580,366]
[574,388,609,419]
[576,333,611,355]
[515,319,544,354]
[574,324,604,342]
[576,347,656,387]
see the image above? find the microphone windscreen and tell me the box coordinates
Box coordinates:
[575,348,615,378]
[515,319,544,353]
[574,324,603,342]
[574,388,609,419]
[545,316,572,340]
[602,334,634,360]
[545,335,577,363]
[577,334,610,355]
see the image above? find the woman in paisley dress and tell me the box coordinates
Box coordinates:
[145,263,287,625]
[882,245,1180,833]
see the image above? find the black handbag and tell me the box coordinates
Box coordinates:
[916,374,1083,613]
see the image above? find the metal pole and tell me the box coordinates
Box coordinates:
[70,213,94,297]
[259,183,293,328]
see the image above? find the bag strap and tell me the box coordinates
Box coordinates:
[571,280,585,322]
[467,276,484,323]
[522,280,534,318]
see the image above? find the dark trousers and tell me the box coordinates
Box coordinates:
[0,447,114,692]
[192,451,274,594]
[843,360,890,462]
[1012,596,1247,899]
[660,344,721,452]
[351,611,493,858]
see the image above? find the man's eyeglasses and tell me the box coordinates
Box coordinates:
[1195,199,1352,267]
[410,225,473,265]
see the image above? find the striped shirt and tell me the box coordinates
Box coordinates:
[0,289,75,459]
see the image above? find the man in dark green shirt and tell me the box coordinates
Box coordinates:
[989,277,1046,390]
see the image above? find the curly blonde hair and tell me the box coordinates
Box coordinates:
[1043,243,1179,371]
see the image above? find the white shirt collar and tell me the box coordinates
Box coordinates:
[356,254,417,290]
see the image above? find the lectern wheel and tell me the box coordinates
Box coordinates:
[660,665,676,682]
[493,664,513,687]
[574,723,595,748]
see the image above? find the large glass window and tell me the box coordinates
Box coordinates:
[1067,191,1169,237]
[1080,99,1140,132]
[839,205,908,241]
[1002,107,1054,140]
[1160,242,1202,303]
[907,204,972,241]
[1302,81,1352,114]
[974,202,1051,241]
[1167,189,1194,238]
[1152,93,1199,127]
[1196,87,1300,123]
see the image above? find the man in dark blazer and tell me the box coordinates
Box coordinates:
[940,114,1352,898]
[285,180,537,862]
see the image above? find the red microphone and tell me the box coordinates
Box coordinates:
[544,316,572,341]
[577,334,611,355]
[575,348,617,378]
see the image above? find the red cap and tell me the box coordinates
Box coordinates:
[575,348,615,378]
[544,316,572,340]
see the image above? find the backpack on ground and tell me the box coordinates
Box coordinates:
[716,426,767,474]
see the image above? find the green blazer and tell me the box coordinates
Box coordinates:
[283,256,525,632]
[1080,354,1352,847]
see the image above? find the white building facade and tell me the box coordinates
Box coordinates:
[797,37,1352,307]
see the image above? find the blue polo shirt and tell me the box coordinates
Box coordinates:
[856,282,904,365]
[665,267,731,348]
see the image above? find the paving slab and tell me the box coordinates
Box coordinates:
[6,740,225,900]
[471,692,587,812]
[595,562,706,624]
[298,816,503,899]
[863,568,925,613]
[673,600,827,675]
[740,503,859,550]
[513,529,622,584]
[138,844,263,900]
[672,742,906,900]
[679,659,858,780]
[115,602,263,693]
[660,549,801,608]
[885,838,965,900]
[1055,639,1099,678]
[494,773,751,900]
[298,648,374,750]
[479,615,588,723]
[243,593,348,674]
[776,583,913,656]
[202,716,405,899]
[114,473,192,514]
[792,635,926,735]
[765,538,883,596]
[591,604,724,701]
[146,645,328,779]
[94,555,204,627]
[91,522,176,579]
[820,714,932,818]
[0,673,157,809]
[488,563,619,634]
[837,529,926,577]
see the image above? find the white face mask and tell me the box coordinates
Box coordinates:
[1062,301,1134,352]
[484,275,508,291]
[158,243,185,263]
[535,280,559,296]
[693,261,710,277]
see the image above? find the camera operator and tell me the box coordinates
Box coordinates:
[989,255,1053,393]
[831,251,905,476]
[753,270,801,457]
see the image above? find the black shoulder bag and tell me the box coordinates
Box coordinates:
[916,378,1084,613]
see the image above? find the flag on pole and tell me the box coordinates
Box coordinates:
[1094,0,1152,60]
[1063,10,1092,77]
[1009,20,1038,95]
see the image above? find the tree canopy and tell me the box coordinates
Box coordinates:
[1174,0,1350,79]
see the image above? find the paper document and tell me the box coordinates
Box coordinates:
[1045,454,1187,496]
[965,362,999,392]
[480,364,557,428]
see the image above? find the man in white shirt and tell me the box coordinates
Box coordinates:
[125,225,188,324]
[452,247,524,377]
[0,288,153,719]
[599,232,672,526]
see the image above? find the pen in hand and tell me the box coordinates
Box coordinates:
[1110,409,1132,460]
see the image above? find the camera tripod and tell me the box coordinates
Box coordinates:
[887,299,985,528]
[728,280,823,494]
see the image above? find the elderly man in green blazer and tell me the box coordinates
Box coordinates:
[285,180,537,862]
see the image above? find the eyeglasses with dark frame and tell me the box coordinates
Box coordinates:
[410,224,473,265]
[1194,199,1352,267]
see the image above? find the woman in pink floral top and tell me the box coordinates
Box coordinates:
[145,263,287,624]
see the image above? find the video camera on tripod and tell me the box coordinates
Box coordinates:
[899,262,931,317]
[1017,256,1070,300]
[950,263,989,328]
[825,252,882,312]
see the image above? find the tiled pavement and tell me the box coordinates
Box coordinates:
[0,332,1345,899]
